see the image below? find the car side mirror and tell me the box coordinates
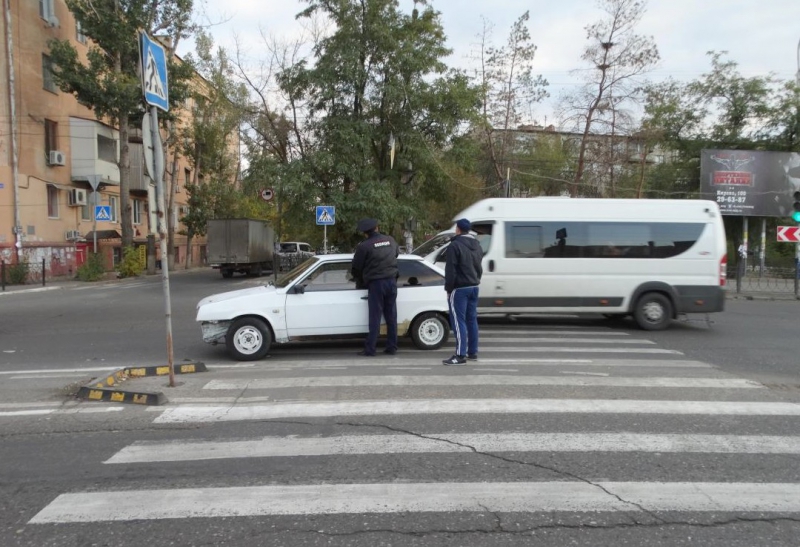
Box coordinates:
[293,284,306,294]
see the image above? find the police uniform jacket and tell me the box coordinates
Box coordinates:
[351,232,399,287]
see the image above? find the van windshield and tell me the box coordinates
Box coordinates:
[411,232,454,256]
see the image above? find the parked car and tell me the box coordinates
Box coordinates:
[196,254,451,361]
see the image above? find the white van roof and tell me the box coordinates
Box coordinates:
[455,198,721,223]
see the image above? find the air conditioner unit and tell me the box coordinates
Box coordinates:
[68,188,87,206]
[65,230,83,241]
[48,150,66,166]
[46,15,60,28]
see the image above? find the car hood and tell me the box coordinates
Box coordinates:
[197,284,279,309]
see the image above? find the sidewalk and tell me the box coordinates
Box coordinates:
[0,269,200,296]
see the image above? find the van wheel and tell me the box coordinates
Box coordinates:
[633,293,672,331]
[226,317,272,360]
[410,312,449,350]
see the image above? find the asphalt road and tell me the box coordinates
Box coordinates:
[1,271,799,546]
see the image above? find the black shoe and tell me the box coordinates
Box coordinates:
[357,350,376,356]
[467,354,478,361]
[383,348,397,355]
[442,355,466,365]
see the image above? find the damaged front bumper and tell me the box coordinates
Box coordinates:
[200,321,230,344]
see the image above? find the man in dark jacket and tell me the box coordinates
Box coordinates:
[351,218,399,356]
[442,218,483,365]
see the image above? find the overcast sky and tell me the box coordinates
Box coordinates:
[190,0,800,127]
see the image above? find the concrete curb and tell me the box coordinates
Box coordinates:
[76,362,207,406]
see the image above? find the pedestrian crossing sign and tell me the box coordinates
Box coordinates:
[316,206,335,225]
[95,205,112,221]
[139,32,169,112]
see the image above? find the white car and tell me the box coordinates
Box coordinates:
[197,254,451,361]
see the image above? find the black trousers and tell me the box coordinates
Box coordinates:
[364,277,398,354]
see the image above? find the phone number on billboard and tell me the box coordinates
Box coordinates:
[717,196,747,204]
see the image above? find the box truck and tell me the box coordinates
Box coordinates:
[207,219,275,278]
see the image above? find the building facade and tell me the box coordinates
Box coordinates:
[1,0,208,277]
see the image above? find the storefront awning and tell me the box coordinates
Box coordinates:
[84,230,121,240]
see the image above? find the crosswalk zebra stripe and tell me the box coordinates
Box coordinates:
[203,376,761,390]
[29,482,800,523]
[481,330,627,336]
[251,359,710,368]
[479,338,654,344]
[453,347,681,353]
[152,398,800,424]
[105,433,800,464]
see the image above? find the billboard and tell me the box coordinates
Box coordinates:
[700,149,800,217]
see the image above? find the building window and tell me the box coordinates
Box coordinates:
[109,195,118,223]
[133,199,141,225]
[42,55,57,93]
[39,0,54,20]
[47,184,59,218]
[76,21,87,44]
[81,196,92,221]
[97,134,117,163]
[44,119,58,155]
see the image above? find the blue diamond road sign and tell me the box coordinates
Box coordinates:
[95,205,112,222]
[316,206,335,226]
[140,32,169,112]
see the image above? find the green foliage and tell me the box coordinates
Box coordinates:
[117,247,145,278]
[243,0,482,249]
[76,253,106,282]
[4,263,29,285]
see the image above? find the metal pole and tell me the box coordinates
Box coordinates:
[150,106,175,387]
[759,217,766,278]
[92,181,98,253]
[324,225,328,254]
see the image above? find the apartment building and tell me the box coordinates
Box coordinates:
[0,0,209,276]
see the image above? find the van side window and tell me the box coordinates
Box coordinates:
[505,221,706,259]
[506,224,543,258]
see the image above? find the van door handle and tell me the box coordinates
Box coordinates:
[489,260,495,272]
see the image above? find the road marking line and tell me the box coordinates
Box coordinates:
[203,376,760,390]
[153,398,800,424]
[0,407,124,417]
[29,482,800,523]
[0,366,117,376]
[106,433,800,463]
[10,373,89,380]
[481,330,628,336]
[479,338,653,344]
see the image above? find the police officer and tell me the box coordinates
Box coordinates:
[351,218,399,356]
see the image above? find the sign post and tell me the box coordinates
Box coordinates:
[315,206,335,254]
[139,31,175,387]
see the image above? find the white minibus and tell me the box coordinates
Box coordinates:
[415,198,727,330]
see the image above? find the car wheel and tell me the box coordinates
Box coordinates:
[633,292,672,331]
[226,317,272,361]
[410,312,449,350]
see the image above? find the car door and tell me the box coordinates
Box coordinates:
[284,260,368,336]
[396,259,447,328]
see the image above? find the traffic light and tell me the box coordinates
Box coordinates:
[793,191,800,223]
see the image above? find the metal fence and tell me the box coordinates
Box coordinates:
[0,259,47,291]
[727,262,800,296]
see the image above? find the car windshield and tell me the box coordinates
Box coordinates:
[274,257,320,288]
[411,232,454,256]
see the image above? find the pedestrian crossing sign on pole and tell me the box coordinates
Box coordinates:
[95,205,112,221]
[139,32,169,112]
[316,206,335,226]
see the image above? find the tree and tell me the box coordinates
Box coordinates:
[179,32,249,267]
[471,12,548,190]
[559,0,659,196]
[48,0,195,248]
[263,0,480,248]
